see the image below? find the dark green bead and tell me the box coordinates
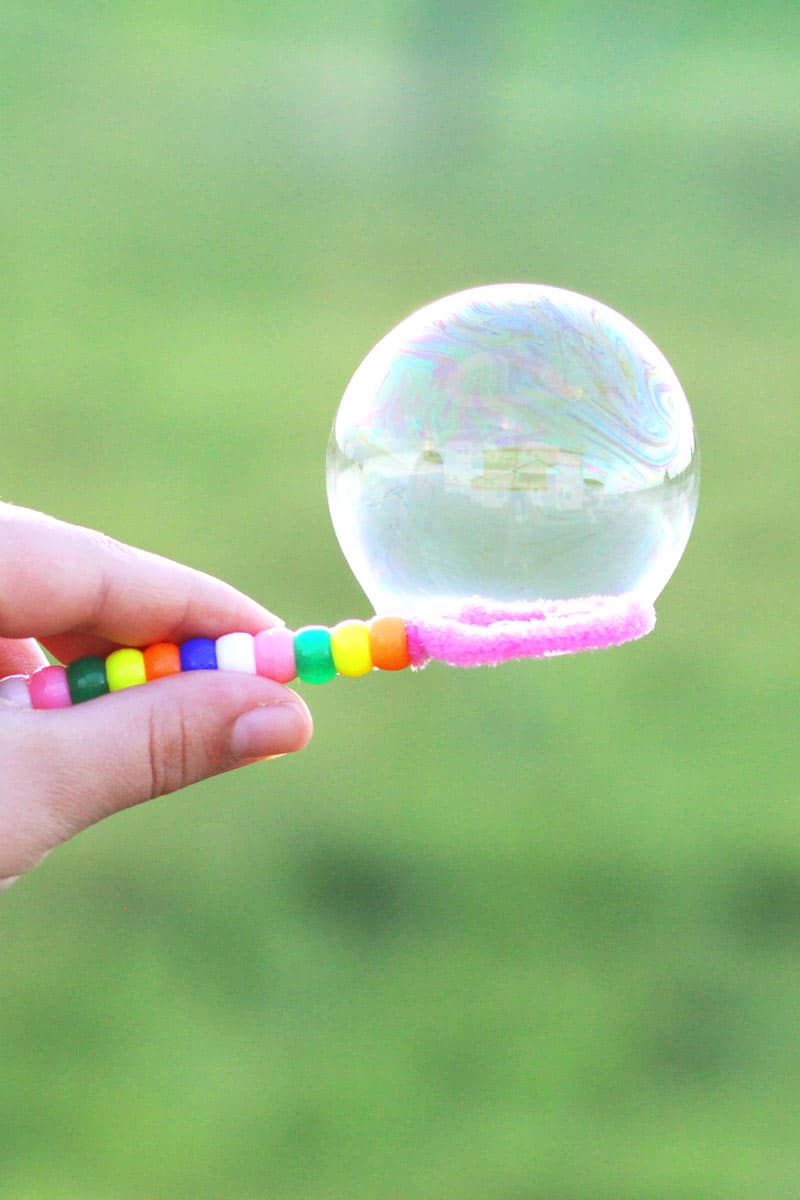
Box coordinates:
[66,656,109,704]
[294,626,336,684]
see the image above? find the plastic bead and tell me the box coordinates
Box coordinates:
[144,642,182,681]
[0,674,33,709]
[294,626,336,684]
[215,632,257,675]
[254,628,297,683]
[330,620,373,678]
[106,648,147,692]
[66,656,109,704]
[368,616,411,671]
[180,638,218,672]
[29,665,72,709]
[0,615,415,708]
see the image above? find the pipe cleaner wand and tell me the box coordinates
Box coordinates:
[0,284,698,711]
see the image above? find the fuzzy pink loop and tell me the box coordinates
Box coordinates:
[406,594,655,668]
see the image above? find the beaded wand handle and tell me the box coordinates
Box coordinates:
[0,593,655,710]
[0,618,410,710]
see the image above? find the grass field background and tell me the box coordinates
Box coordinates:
[2,3,799,1197]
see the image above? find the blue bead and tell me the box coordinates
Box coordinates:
[180,637,218,672]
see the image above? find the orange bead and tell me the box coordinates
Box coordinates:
[368,616,410,671]
[144,642,182,681]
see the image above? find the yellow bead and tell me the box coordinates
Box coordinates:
[330,620,373,678]
[106,647,147,691]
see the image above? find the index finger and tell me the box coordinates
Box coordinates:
[0,505,283,647]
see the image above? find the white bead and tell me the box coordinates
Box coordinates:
[0,674,33,709]
[215,632,257,675]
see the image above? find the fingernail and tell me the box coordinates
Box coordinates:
[230,701,311,761]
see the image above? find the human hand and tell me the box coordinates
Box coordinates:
[0,505,313,886]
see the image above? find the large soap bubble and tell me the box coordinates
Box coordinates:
[327,284,698,648]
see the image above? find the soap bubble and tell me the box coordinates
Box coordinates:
[327,284,698,620]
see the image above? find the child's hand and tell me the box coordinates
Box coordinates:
[0,505,313,886]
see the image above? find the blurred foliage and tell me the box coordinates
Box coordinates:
[1,1,799,1197]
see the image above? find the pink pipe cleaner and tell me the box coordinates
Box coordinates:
[405,594,655,668]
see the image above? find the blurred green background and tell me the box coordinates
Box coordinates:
[1,2,799,1197]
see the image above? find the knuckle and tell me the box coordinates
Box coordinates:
[146,702,194,799]
[91,529,134,560]
[88,532,136,625]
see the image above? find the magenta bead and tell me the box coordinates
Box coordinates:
[29,665,72,710]
[254,627,297,683]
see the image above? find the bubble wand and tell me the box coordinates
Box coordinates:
[0,284,698,710]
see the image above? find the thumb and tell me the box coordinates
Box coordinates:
[0,673,312,878]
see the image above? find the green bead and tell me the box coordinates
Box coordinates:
[294,626,336,684]
[66,655,109,704]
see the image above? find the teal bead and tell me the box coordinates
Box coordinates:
[66,655,109,704]
[294,626,336,684]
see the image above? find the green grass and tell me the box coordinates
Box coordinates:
[2,3,799,1197]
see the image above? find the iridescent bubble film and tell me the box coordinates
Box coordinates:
[327,284,699,619]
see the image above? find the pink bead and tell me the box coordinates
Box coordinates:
[29,665,72,710]
[0,674,33,709]
[254,627,297,683]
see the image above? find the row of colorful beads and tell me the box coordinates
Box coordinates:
[0,617,411,710]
